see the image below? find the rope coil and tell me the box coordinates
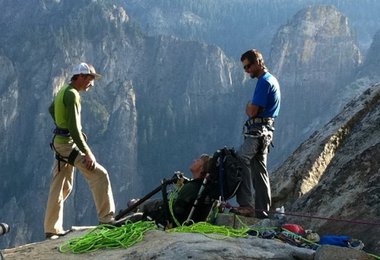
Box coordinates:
[168,222,250,240]
[59,221,156,254]
[58,219,380,259]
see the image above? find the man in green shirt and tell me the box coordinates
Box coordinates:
[44,63,116,239]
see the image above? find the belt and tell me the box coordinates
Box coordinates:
[254,117,273,124]
[246,117,274,125]
[53,127,70,137]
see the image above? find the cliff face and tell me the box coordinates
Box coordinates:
[272,83,380,254]
[132,36,246,189]
[123,0,380,56]
[0,0,246,248]
[358,29,380,80]
[270,28,380,254]
[0,0,140,246]
[268,5,362,165]
[125,1,380,169]
[0,0,379,254]
[271,44,380,254]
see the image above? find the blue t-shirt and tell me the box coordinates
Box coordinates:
[252,72,281,118]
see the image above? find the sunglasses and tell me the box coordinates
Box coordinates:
[243,63,252,70]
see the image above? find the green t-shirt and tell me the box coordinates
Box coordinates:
[49,84,90,153]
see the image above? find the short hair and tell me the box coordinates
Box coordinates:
[241,49,267,70]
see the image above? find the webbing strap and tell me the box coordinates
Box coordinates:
[218,156,225,201]
[161,180,171,228]
[67,149,79,165]
[185,174,210,224]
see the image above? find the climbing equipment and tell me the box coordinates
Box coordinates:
[50,129,80,171]
[168,222,249,240]
[282,224,306,236]
[115,172,188,225]
[59,221,156,254]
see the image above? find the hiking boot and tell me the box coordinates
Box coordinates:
[45,230,71,240]
[230,206,255,217]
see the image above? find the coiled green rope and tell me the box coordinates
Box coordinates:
[59,221,157,254]
[168,222,250,240]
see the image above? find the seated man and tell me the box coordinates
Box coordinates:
[134,154,213,227]
[171,154,213,224]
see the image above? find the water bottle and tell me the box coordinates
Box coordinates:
[275,206,286,225]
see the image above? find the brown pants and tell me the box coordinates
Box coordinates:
[44,143,115,234]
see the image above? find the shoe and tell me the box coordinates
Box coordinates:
[230,206,255,217]
[125,212,144,222]
[45,230,71,240]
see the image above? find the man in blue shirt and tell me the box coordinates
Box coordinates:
[231,49,281,219]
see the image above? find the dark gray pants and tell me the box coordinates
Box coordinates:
[236,126,272,216]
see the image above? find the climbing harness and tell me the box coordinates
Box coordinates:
[242,120,274,153]
[49,127,81,171]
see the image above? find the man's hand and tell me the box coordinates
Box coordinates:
[84,151,97,171]
[246,102,260,118]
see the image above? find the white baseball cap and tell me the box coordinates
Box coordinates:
[71,62,101,80]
